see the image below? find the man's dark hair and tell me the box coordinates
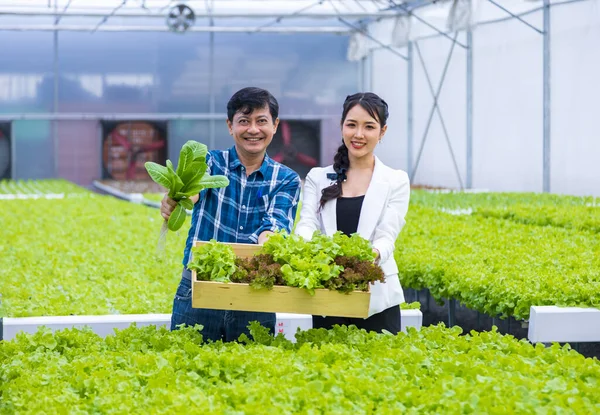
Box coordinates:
[226,87,279,122]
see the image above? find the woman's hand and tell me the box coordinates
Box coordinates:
[372,248,381,263]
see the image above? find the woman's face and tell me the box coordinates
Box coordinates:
[341,104,387,161]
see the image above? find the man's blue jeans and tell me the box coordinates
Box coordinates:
[170,268,276,342]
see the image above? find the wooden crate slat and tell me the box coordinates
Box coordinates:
[193,240,260,259]
[192,279,370,318]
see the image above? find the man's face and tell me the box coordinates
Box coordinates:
[227,106,279,158]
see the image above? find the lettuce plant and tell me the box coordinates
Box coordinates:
[188,232,384,294]
[145,140,229,232]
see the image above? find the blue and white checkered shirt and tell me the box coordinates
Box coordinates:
[182,146,301,266]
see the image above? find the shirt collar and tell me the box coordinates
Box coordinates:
[228,145,272,178]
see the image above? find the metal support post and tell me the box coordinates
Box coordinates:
[466,29,473,189]
[543,0,551,192]
[53,0,59,178]
[208,1,216,149]
[407,42,413,175]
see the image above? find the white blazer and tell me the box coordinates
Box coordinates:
[294,156,411,317]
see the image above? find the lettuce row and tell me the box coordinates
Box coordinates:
[411,189,600,233]
[395,205,600,320]
[1,324,599,413]
[0,178,90,195]
[0,195,188,318]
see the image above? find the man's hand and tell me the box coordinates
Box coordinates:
[160,194,177,221]
[160,194,199,220]
[257,231,274,245]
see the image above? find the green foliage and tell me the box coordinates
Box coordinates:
[188,240,237,282]
[0,179,89,195]
[332,231,378,262]
[2,182,598,322]
[410,189,599,210]
[0,194,187,318]
[187,232,383,294]
[1,325,599,413]
[231,254,285,290]
[260,231,361,293]
[473,204,600,234]
[327,255,384,293]
[400,301,421,310]
[142,193,164,202]
[145,140,229,231]
[411,189,600,233]
[395,205,600,320]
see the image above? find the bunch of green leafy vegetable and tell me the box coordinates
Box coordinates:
[332,231,378,262]
[190,232,384,294]
[144,140,229,231]
[188,240,238,282]
[253,231,342,292]
[261,231,382,293]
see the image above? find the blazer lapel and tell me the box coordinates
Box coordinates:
[356,157,389,240]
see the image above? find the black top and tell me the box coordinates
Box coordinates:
[336,195,365,236]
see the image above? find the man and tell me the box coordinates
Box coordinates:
[161,87,301,342]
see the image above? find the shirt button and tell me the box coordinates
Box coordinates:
[242,205,246,209]
[240,226,244,230]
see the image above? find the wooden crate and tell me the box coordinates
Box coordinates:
[190,241,371,318]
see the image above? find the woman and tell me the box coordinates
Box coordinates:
[294,92,410,334]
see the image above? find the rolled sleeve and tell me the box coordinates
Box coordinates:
[249,175,301,243]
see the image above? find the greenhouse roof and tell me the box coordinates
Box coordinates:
[0,1,577,35]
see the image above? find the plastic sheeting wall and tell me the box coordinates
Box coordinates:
[550,2,600,196]
[56,121,100,184]
[57,31,211,113]
[0,26,358,184]
[12,120,54,180]
[371,1,600,197]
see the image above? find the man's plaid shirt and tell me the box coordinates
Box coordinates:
[182,145,301,266]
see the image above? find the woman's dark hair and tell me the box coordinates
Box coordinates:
[227,87,279,123]
[319,92,389,209]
